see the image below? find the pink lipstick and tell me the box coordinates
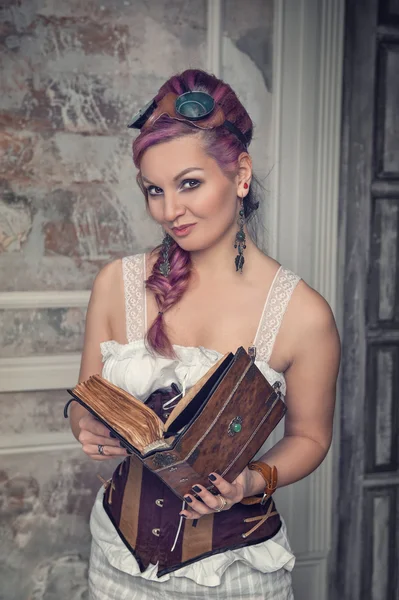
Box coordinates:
[172,223,196,237]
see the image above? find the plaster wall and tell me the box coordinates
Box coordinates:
[0,1,274,597]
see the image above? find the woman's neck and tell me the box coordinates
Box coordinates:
[189,226,262,281]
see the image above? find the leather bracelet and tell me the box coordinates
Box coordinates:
[240,461,278,506]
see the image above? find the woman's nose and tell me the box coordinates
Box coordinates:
[163,193,186,223]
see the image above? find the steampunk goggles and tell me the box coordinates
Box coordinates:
[128,91,248,149]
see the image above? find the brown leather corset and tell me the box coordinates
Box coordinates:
[102,387,282,577]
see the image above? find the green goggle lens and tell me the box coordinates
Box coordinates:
[175,91,215,121]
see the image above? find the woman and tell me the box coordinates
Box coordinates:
[69,69,340,599]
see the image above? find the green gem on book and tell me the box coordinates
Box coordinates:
[228,416,243,436]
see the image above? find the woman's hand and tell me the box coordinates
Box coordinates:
[78,413,129,461]
[179,467,255,520]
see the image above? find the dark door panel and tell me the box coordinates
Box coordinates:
[333,1,399,599]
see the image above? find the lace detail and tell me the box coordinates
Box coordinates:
[122,254,145,343]
[256,267,300,363]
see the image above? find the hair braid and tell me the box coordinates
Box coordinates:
[145,240,192,357]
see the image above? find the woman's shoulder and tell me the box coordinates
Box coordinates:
[93,253,145,287]
[259,252,328,321]
[90,254,144,303]
[283,275,338,345]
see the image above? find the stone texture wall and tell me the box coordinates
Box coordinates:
[0,1,274,597]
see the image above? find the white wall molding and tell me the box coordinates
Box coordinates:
[308,0,344,555]
[293,555,327,599]
[312,0,344,313]
[206,0,222,76]
[269,0,284,259]
[0,354,81,392]
[0,290,90,310]
[272,0,319,280]
[272,0,344,299]
[0,431,78,454]
[271,1,344,597]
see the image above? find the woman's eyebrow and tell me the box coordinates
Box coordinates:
[172,167,204,181]
[141,167,204,185]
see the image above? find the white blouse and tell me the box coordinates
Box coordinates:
[89,254,300,586]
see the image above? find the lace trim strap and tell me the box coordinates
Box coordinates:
[255,267,301,363]
[122,254,146,343]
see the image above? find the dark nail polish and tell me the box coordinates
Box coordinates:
[208,473,217,481]
[109,431,117,438]
[192,485,201,493]
[180,514,187,519]
[119,441,126,448]
[184,496,192,503]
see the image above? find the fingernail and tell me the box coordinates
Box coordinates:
[180,514,187,519]
[109,431,117,438]
[184,496,192,503]
[192,485,201,493]
[119,442,126,448]
[208,473,217,481]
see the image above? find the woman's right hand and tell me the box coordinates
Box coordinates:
[78,413,129,461]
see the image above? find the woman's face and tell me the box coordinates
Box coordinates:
[139,135,240,251]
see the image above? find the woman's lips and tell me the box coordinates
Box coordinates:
[172,223,196,237]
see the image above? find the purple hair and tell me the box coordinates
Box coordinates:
[133,69,255,357]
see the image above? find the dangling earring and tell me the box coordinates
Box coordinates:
[159,232,172,277]
[234,199,246,273]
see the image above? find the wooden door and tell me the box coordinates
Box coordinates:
[332,1,399,599]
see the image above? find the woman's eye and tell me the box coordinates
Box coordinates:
[147,186,163,196]
[181,179,200,190]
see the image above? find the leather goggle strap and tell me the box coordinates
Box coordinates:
[142,92,248,148]
[240,461,278,506]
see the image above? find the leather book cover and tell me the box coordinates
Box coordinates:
[64,347,286,500]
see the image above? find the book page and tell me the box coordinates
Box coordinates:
[72,375,165,453]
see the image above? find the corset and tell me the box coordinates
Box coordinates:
[102,386,282,577]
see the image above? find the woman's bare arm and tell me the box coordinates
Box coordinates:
[246,283,341,494]
[69,260,128,461]
[180,283,340,518]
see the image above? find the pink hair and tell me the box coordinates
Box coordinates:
[133,69,254,357]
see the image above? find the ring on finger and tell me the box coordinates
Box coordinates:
[214,494,227,512]
[98,444,105,455]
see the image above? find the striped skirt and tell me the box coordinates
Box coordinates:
[89,539,294,600]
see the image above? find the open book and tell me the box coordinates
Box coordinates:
[65,351,229,457]
[64,347,286,499]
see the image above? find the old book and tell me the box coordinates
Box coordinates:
[64,347,286,500]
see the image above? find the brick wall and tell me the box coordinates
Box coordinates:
[0,1,273,597]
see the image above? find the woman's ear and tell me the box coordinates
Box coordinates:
[236,152,253,196]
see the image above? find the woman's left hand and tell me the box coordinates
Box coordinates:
[180,467,254,519]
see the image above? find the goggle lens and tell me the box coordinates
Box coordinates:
[175,92,215,121]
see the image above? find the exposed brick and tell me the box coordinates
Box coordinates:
[0,449,118,597]
[41,184,138,259]
[0,131,37,182]
[0,179,159,290]
[0,182,32,253]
